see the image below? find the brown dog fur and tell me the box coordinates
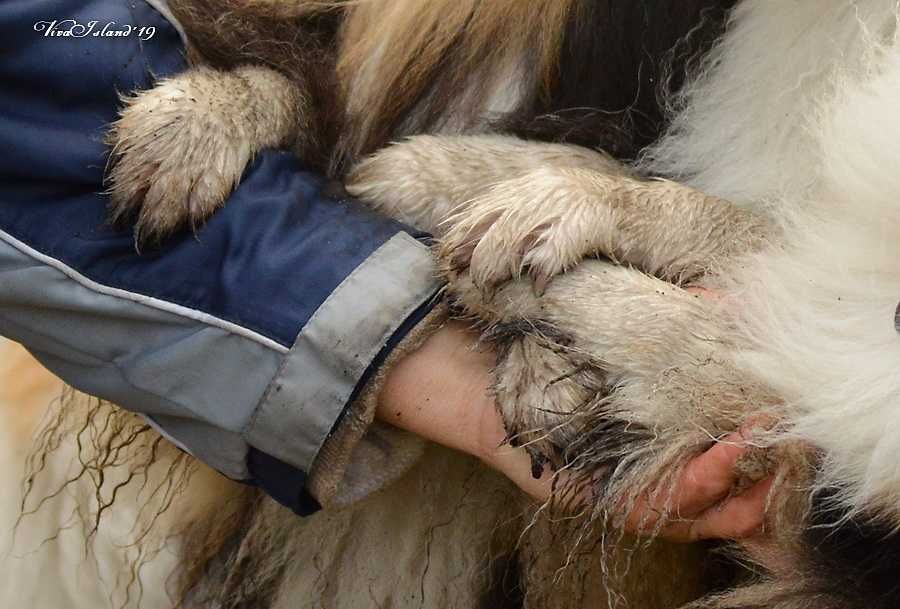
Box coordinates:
[12,1,784,608]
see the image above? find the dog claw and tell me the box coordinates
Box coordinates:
[533,273,551,297]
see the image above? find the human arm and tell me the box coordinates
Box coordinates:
[0,0,440,515]
[377,319,772,542]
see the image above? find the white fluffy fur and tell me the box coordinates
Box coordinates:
[9,1,900,606]
[643,0,900,205]
[645,0,900,519]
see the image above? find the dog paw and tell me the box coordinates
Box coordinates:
[438,167,623,294]
[490,329,605,474]
[438,167,767,295]
[106,66,300,246]
[106,78,245,245]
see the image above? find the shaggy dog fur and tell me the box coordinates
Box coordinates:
[9,1,900,609]
[105,0,733,241]
[8,2,736,607]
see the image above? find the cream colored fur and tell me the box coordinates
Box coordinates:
[107,65,305,243]
[12,1,900,608]
[347,135,775,485]
[642,0,900,522]
[0,339,178,608]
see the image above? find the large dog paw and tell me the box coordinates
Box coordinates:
[450,260,775,510]
[345,133,627,235]
[106,88,250,245]
[438,167,607,293]
[106,66,301,246]
[438,167,767,295]
[489,328,604,475]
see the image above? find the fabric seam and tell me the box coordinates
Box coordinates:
[0,228,289,354]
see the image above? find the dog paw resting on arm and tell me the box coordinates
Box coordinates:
[106,65,310,245]
[348,133,786,541]
[103,0,339,248]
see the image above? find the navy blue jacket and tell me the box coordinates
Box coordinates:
[0,0,440,514]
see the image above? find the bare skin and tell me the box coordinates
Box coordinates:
[376,320,771,544]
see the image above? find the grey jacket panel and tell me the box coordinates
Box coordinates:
[145,414,251,479]
[0,230,282,478]
[0,225,442,481]
[246,233,442,473]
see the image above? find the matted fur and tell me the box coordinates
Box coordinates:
[166,0,344,169]
[538,1,900,607]
[18,2,900,609]
[0,344,713,608]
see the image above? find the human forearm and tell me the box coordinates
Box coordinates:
[375,319,772,541]
[376,320,556,500]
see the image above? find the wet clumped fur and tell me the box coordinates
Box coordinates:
[105,0,734,244]
[27,2,900,609]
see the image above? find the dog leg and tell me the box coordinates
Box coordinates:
[346,133,767,288]
[439,166,769,292]
[451,262,777,520]
[345,133,628,234]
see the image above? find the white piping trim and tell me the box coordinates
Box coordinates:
[0,229,290,355]
[144,0,188,47]
[141,414,194,456]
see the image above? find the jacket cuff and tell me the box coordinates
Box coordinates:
[307,304,449,506]
[243,233,443,476]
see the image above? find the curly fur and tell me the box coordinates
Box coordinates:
[0,340,246,609]
[15,1,900,609]
[0,346,713,608]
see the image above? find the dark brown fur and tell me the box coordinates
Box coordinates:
[501,1,736,159]
[165,0,343,171]
[164,0,735,173]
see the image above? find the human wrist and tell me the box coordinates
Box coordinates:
[375,320,496,457]
[375,319,556,501]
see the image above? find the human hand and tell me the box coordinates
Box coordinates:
[482,423,771,542]
[377,320,771,543]
[618,431,772,542]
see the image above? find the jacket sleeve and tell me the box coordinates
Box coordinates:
[0,0,442,515]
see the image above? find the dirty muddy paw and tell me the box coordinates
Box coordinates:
[438,166,768,295]
[490,328,606,473]
[438,168,614,294]
[105,66,301,247]
[106,84,252,245]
